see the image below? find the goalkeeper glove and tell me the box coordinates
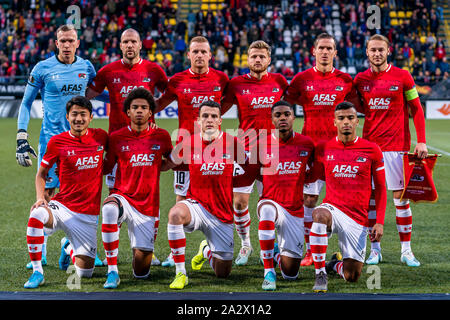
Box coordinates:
[16,129,37,167]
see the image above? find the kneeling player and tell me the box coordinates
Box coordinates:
[254,101,315,290]
[164,100,246,289]
[101,88,173,288]
[24,96,107,288]
[310,102,386,293]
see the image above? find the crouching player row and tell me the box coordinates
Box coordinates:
[25,89,172,289]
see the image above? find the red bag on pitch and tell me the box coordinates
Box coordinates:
[401,153,439,203]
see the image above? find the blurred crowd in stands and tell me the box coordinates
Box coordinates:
[0,0,447,87]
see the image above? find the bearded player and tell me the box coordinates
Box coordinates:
[24,96,108,288]
[156,36,229,267]
[163,100,246,289]
[101,88,173,289]
[354,34,427,267]
[86,28,168,266]
[221,40,288,266]
[284,33,360,266]
[310,102,386,293]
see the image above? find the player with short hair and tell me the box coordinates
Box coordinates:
[156,36,229,267]
[221,40,288,266]
[86,28,168,266]
[284,32,360,266]
[16,24,103,269]
[310,102,386,293]
[24,96,108,289]
[101,88,173,289]
[354,34,428,267]
[252,101,315,290]
[163,100,246,289]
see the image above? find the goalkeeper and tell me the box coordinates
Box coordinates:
[16,25,107,269]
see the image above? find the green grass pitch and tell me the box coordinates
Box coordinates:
[0,117,449,293]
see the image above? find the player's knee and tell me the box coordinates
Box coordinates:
[168,204,189,224]
[304,194,318,208]
[344,270,361,283]
[312,208,330,224]
[258,202,277,222]
[30,206,50,225]
[234,196,248,211]
[102,202,119,223]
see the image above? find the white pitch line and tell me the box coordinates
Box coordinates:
[412,141,450,156]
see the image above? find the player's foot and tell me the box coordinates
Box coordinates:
[235,246,253,266]
[191,240,208,270]
[104,271,120,289]
[58,237,71,271]
[325,252,343,275]
[26,256,47,269]
[401,250,421,267]
[300,249,313,266]
[365,249,382,265]
[169,272,189,290]
[262,271,276,291]
[95,254,104,267]
[24,271,45,289]
[162,253,175,267]
[313,271,328,293]
[151,253,161,266]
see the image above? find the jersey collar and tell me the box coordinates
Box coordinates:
[121,58,143,69]
[68,128,89,139]
[370,63,392,76]
[246,72,269,81]
[336,135,359,146]
[313,66,335,76]
[55,54,78,65]
[189,68,210,77]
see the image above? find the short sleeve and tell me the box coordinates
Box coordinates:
[89,65,107,93]
[41,137,58,168]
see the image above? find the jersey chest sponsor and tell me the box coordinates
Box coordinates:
[74,155,101,170]
[119,85,145,97]
[367,97,391,110]
[129,153,156,167]
[198,162,226,175]
[275,160,302,175]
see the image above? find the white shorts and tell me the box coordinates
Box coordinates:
[257,199,304,259]
[233,179,263,196]
[303,179,325,196]
[317,203,368,263]
[382,151,406,190]
[111,194,157,252]
[180,199,234,260]
[46,200,98,259]
[173,170,190,196]
[105,164,117,189]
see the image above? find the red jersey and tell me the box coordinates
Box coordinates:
[315,136,385,226]
[354,64,425,151]
[41,128,108,215]
[182,132,245,224]
[285,67,358,144]
[258,132,315,218]
[222,73,288,148]
[104,126,173,217]
[158,68,229,141]
[89,58,168,133]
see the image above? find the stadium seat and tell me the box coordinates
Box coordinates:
[389,11,397,18]
[340,66,347,73]
[276,60,284,69]
[333,19,340,25]
[391,19,398,26]
[265,11,273,19]
[406,11,412,18]
[283,30,292,38]
[169,18,176,25]
[347,66,356,74]
[210,4,217,10]
[201,4,208,11]
[397,11,405,19]
[332,11,339,18]
[285,60,293,69]
[275,47,284,57]
[241,54,248,62]
[284,47,292,56]
[326,24,333,33]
